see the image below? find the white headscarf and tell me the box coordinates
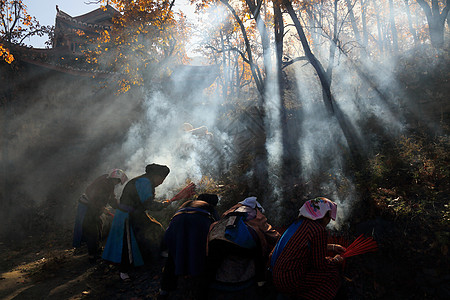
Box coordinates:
[298,197,337,220]
[239,196,265,213]
[107,169,128,185]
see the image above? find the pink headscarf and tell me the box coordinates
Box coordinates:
[298,197,337,221]
[108,169,128,185]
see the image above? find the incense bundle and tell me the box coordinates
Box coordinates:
[168,182,196,203]
[342,234,378,258]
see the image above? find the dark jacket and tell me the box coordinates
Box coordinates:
[164,200,219,276]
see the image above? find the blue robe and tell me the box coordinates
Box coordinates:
[72,202,88,248]
[102,178,153,266]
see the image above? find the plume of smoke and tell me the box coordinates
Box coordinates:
[117,76,229,199]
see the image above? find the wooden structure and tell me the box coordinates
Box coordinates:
[53,5,119,53]
[8,5,218,88]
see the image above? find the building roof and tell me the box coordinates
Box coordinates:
[56,5,119,29]
[73,5,120,25]
[10,5,218,87]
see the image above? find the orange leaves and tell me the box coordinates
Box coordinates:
[0,44,14,64]
[101,30,111,43]
[1,0,46,45]
[83,0,189,92]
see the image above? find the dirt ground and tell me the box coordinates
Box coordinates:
[1,213,449,300]
[0,228,162,300]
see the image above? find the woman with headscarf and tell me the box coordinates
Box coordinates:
[73,168,128,263]
[207,196,280,298]
[159,193,220,300]
[271,197,346,300]
[102,163,170,281]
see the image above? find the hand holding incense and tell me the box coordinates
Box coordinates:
[332,254,345,264]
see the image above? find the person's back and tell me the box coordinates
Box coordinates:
[159,194,219,300]
[166,198,218,275]
[73,169,128,263]
[207,197,280,298]
[271,197,345,300]
[85,174,115,211]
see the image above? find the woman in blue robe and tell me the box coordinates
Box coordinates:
[102,163,170,281]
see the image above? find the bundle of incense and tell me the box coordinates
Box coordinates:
[342,234,378,258]
[168,182,196,203]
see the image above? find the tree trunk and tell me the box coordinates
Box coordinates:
[274,1,297,201]
[371,0,385,53]
[389,0,399,53]
[404,0,420,47]
[416,0,450,48]
[345,0,363,47]
[283,0,364,164]
[220,0,264,98]
[221,0,269,200]
[233,52,239,98]
[447,11,450,28]
[361,0,369,53]
[326,0,339,81]
[245,0,272,79]
[220,34,228,98]
[305,6,321,54]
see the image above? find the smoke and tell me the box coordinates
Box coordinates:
[1,0,446,240]
[0,74,113,239]
[115,70,228,200]
[264,62,283,202]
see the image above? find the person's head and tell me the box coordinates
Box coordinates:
[107,169,128,185]
[239,196,265,213]
[183,123,194,131]
[197,193,219,206]
[298,197,337,226]
[145,163,170,187]
[320,211,332,227]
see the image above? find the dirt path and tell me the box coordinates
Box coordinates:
[1,246,99,300]
[0,233,170,300]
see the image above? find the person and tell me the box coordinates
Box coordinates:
[183,122,214,139]
[207,196,280,299]
[102,163,170,281]
[271,197,346,300]
[159,193,220,300]
[73,168,128,263]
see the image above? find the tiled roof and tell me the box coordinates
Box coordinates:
[56,5,119,30]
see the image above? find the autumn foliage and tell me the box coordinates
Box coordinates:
[0,0,53,64]
[79,0,190,92]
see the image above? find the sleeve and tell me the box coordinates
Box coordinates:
[310,225,336,270]
[107,189,118,209]
[255,211,281,247]
[135,178,153,204]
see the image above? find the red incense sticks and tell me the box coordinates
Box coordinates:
[342,234,378,258]
[168,182,196,203]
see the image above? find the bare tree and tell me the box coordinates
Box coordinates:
[404,0,420,46]
[416,0,450,48]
